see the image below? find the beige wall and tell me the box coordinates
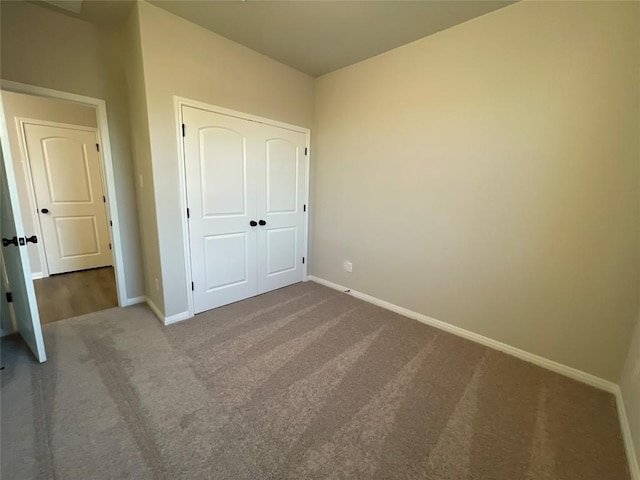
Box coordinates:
[311,1,640,381]
[0,0,144,300]
[621,312,640,469]
[122,4,162,310]
[136,1,315,316]
[1,91,98,276]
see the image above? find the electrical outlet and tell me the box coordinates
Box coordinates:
[139,174,144,189]
[344,260,353,273]
[155,278,160,291]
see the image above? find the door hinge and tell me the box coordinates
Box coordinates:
[186,207,190,219]
[102,195,106,203]
[109,220,113,227]
[302,257,305,264]
[96,143,100,152]
[182,124,186,137]
[6,292,13,303]
[109,243,112,250]
[191,281,194,291]
[303,204,306,212]
[305,147,308,155]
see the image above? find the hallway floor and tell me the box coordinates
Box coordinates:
[34,267,118,324]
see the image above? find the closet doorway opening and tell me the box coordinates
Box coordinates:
[176,98,310,317]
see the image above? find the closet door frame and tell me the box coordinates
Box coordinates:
[174,97,310,319]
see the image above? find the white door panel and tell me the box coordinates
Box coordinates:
[256,127,307,294]
[183,107,259,313]
[200,127,247,216]
[204,233,250,290]
[1,143,46,362]
[183,106,307,314]
[266,227,297,275]
[24,123,111,274]
[266,138,298,213]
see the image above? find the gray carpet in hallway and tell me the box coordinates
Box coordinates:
[0,281,630,479]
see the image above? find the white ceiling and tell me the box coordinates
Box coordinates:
[31,0,516,77]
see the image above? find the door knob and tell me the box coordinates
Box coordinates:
[41,208,50,214]
[249,220,257,227]
[259,220,266,226]
[2,237,18,247]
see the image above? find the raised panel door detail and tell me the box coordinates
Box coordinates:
[266,227,296,275]
[257,125,306,295]
[24,123,112,275]
[42,138,92,203]
[204,233,248,291]
[184,107,259,313]
[200,127,246,217]
[54,216,100,258]
[183,105,306,313]
[266,139,297,214]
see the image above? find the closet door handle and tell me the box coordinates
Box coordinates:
[258,220,266,226]
[249,220,258,227]
[41,208,50,214]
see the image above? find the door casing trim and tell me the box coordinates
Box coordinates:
[174,96,311,320]
[1,80,130,307]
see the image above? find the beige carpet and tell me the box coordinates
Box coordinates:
[0,281,630,479]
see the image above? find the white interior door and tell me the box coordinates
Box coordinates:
[183,107,260,314]
[183,106,308,314]
[23,123,112,275]
[256,125,307,293]
[1,144,46,362]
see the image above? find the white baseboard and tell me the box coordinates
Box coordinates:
[308,275,616,392]
[615,387,640,480]
[308,275,638,477]
[164,310,192,325]
[31,272,45,280]
[144,297,192,326]
[123,295,146,306]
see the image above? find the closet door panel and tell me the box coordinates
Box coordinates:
[200,127,246,216]
[183,106,259,313]
[257,127,307,294]
[266,139,298,213]
[266,227,296,275]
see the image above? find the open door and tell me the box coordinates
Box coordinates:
[0,102,46,363]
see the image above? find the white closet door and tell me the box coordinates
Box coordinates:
[24,123,112,274]
[183,107,260,314]
[256,125,307,293]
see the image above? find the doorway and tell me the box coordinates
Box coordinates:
[1,85,124,333]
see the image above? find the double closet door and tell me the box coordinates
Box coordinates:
[183,106,307,314]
